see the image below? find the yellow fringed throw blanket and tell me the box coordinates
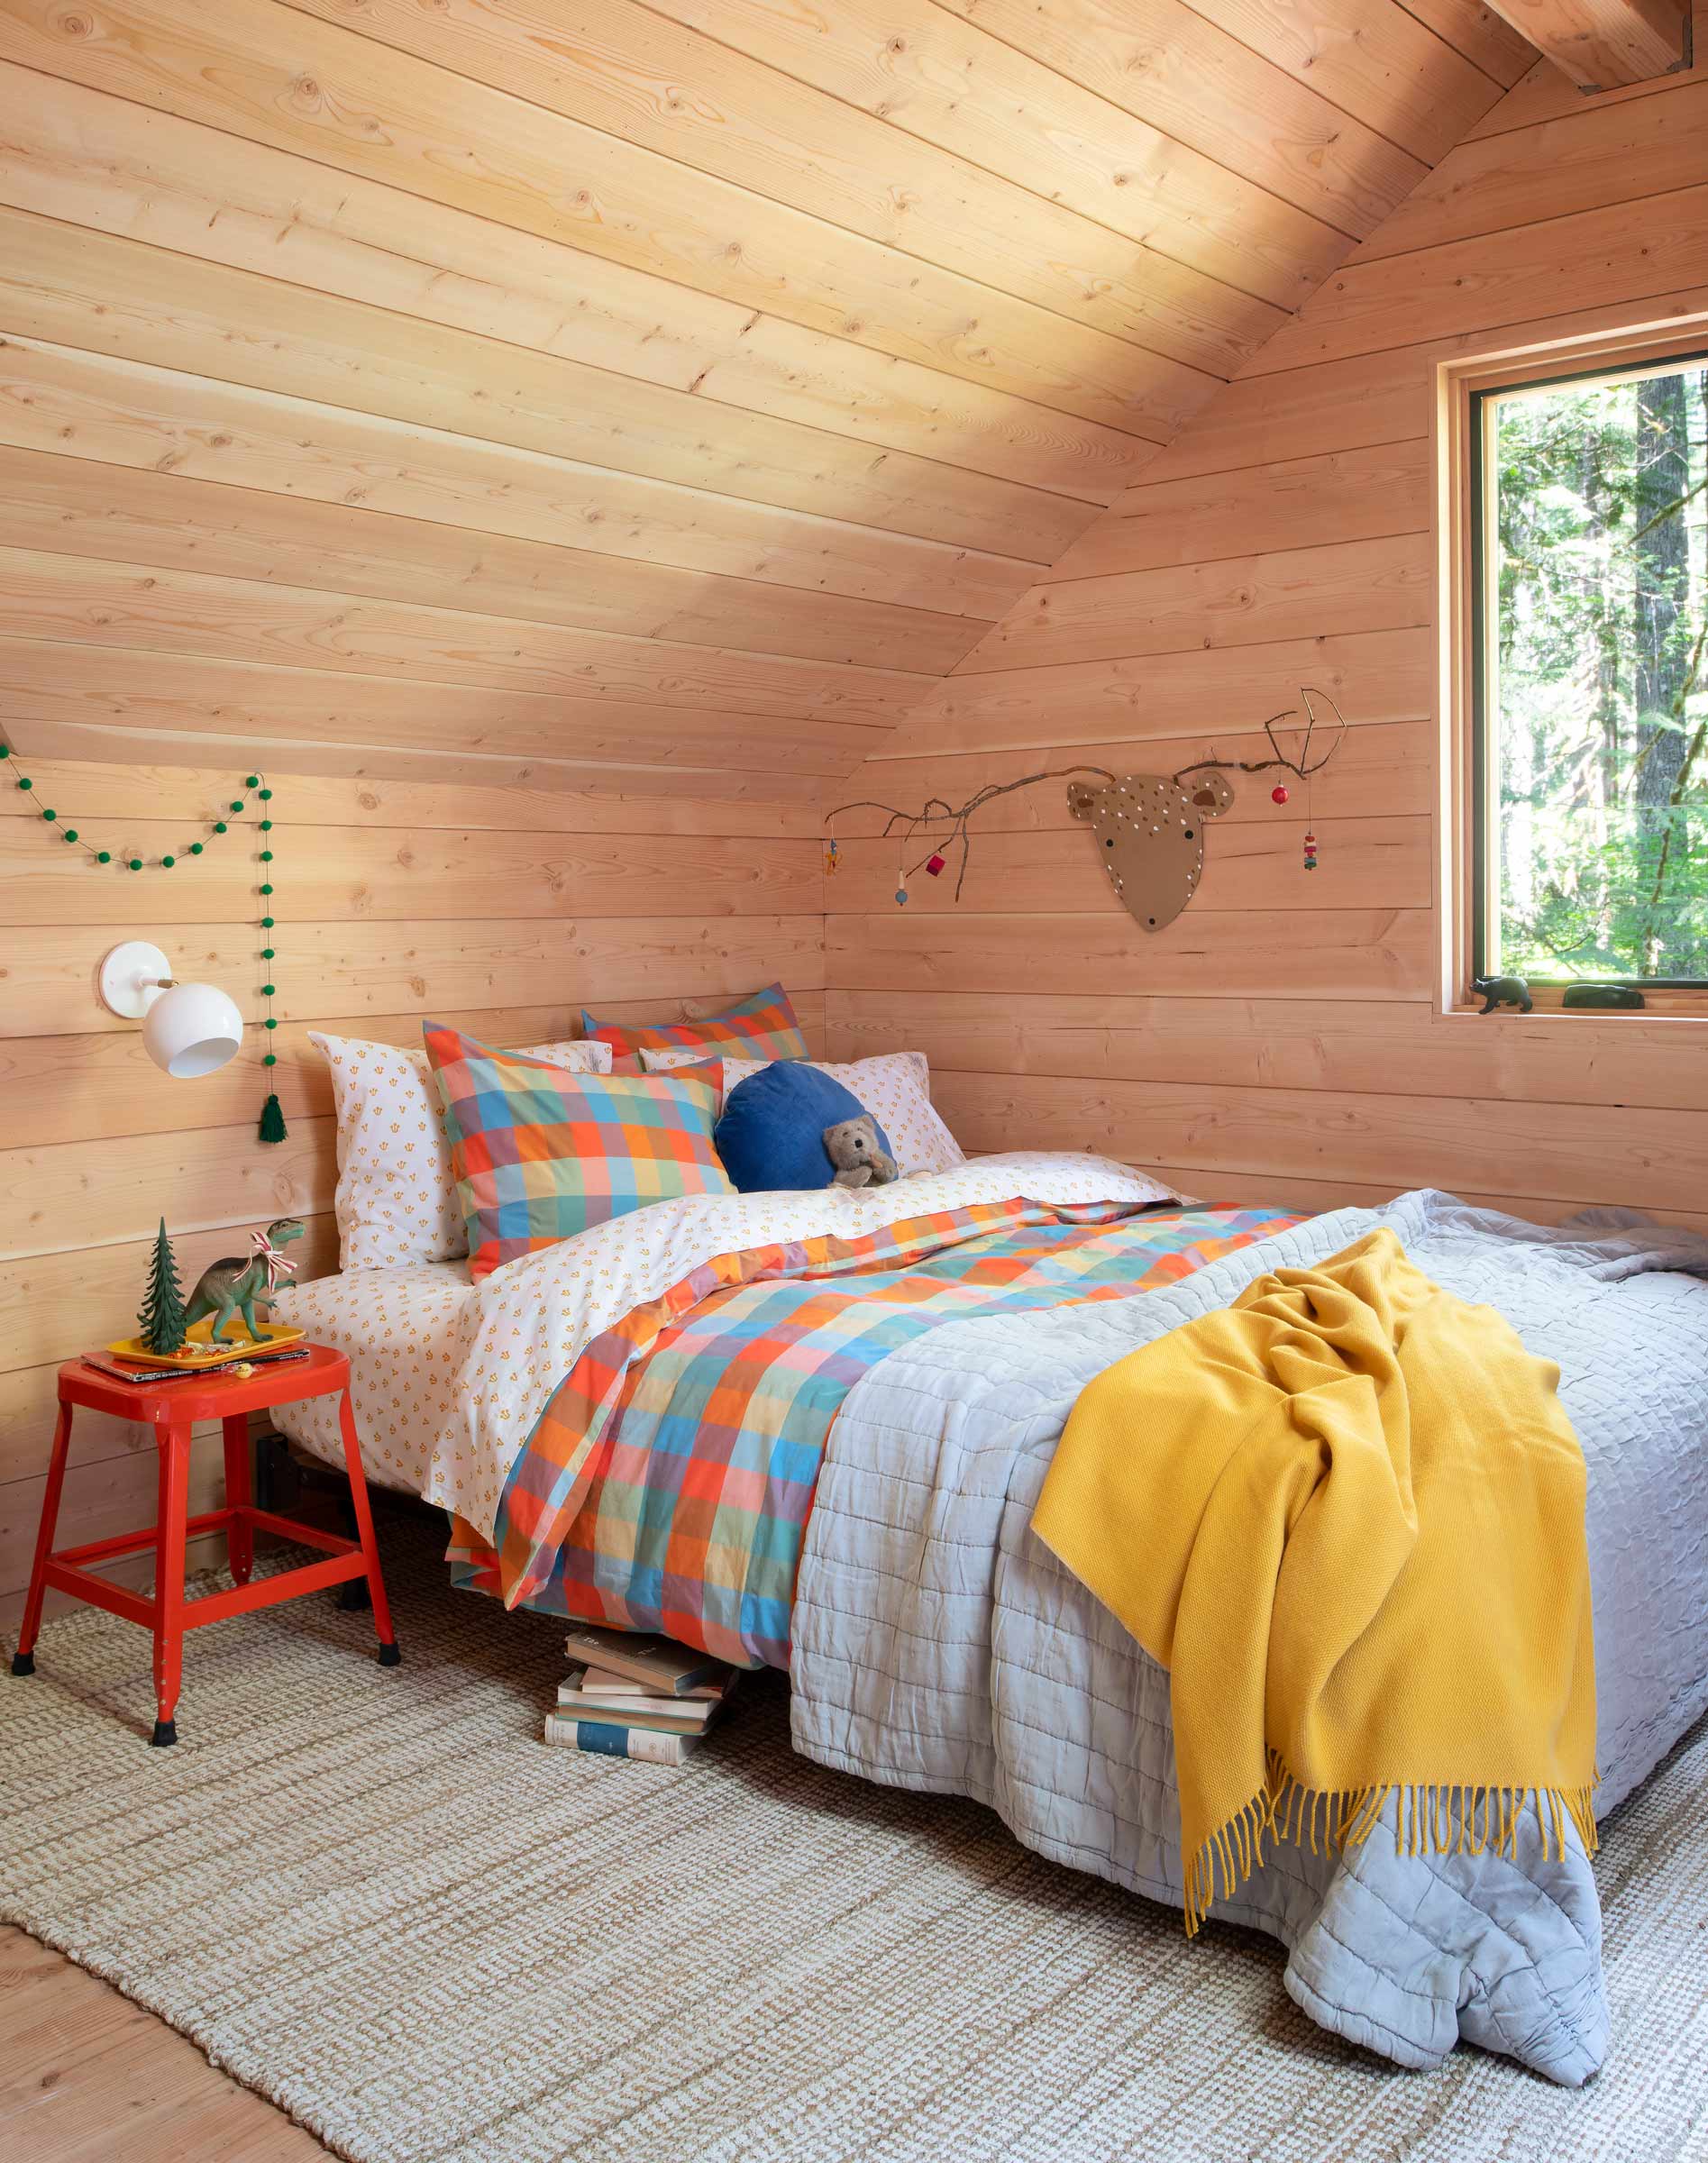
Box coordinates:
[1032,1229,1598,1933]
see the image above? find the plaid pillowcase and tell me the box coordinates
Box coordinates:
[581,981,808,1066]
[423,1024,733,1280]
[314,1029,611,1270]
[637,1052,728,1108]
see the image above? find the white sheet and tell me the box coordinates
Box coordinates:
[269,1262,479,1496]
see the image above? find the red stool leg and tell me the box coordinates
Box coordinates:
[151,1421,191,1746]
[338,1391,398,1665]
[12,1400,74,1675]
[222,1413,253,1585]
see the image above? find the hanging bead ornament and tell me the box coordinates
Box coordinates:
[925,853,946,878]
[0,742,286,1142]
[1302,831,1318,872]
[1271,785,1290,805]
[824,835,840,877]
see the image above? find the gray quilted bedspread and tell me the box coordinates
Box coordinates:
[789,1191,1708,2083]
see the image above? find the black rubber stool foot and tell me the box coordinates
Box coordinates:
[150,1719,178,1748]
[378,1639,401,1667]
[10,1651,34,1676]
[337,1578,372,1612]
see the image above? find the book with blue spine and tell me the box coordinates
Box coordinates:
[542,1713,701,1763]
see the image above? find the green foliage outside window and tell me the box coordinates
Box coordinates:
[1485,358,1708,981]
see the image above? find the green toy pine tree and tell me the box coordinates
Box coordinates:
[138,1218,188,1355]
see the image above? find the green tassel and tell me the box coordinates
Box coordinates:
[259,1091,287,1144]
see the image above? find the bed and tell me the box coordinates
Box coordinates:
[270,1153,1283,1647]
[272,1152,1708,2086]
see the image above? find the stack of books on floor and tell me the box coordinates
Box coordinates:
[542,1623,738,1763]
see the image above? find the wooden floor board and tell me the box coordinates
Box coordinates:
[0,1926,326,2160]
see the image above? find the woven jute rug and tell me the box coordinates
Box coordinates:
[3,1518,1704,2163]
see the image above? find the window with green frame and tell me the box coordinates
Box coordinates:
[1474,350,1708,986]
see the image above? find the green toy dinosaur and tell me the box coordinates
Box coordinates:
[186,1217,305,1343]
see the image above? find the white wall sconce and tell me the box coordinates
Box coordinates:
[96,941,244,1078]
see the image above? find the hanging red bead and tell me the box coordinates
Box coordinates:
[1271,784,1289,805]
[925,853,946,877]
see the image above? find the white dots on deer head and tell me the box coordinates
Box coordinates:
[1066,771,1235,933]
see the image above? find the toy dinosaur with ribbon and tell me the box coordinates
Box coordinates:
[186,1218,305,1343]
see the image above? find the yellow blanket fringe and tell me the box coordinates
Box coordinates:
[1181,1759,1601,1938]
[1033,1230,1601,1937]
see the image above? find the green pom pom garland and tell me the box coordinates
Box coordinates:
[0,742,288,1146]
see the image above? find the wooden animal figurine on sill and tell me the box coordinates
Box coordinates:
[1068,771,1236,933]
[186,1217,305,1342]
[1472,975,1533,1015]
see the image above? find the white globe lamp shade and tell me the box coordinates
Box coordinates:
[142,981,244,1078]
[97,942,244,1078]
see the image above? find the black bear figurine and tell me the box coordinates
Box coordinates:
[1471,974,1532,1015]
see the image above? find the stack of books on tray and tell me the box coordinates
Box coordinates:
[542,1623,738,1764]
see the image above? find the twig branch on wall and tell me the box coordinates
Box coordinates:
[824,689,1348,902]
[827,764,1118,900]
[1171,688,1348,786]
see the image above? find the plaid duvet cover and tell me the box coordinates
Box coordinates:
[449,1200,1300,1667]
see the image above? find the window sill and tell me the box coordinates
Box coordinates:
[1447,991,1708,1022]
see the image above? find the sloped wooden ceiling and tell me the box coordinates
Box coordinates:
[0,0,1534,798]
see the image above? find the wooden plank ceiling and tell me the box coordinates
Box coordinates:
[0,0,1535,797]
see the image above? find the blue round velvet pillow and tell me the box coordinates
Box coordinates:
[714,1061,893,1193]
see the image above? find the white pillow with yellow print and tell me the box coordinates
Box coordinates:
[314,1030,611,1270]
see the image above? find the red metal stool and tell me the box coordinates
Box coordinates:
[9,1345,397,1745]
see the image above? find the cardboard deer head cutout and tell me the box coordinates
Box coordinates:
[1067,771,1236,933]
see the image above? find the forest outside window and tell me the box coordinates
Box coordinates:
[1473,350,1708,989]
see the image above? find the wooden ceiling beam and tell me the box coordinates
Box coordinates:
[1484,0,1690,88]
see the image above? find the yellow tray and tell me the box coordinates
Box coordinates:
[105,1319,306,1371]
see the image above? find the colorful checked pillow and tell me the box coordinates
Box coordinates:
[637,1052,728,1109]
[581,982,809,1069]
[314,1029,610,1271]
[422,1023,733,1280]
[692,1051,964,1179]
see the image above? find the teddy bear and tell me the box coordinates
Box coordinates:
[823,1115,899,1188]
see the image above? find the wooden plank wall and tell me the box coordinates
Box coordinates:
[0,755,824,1629]
[0,0,1535,1640]
[0,0,1531,799]
[827,22,1708,1231]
